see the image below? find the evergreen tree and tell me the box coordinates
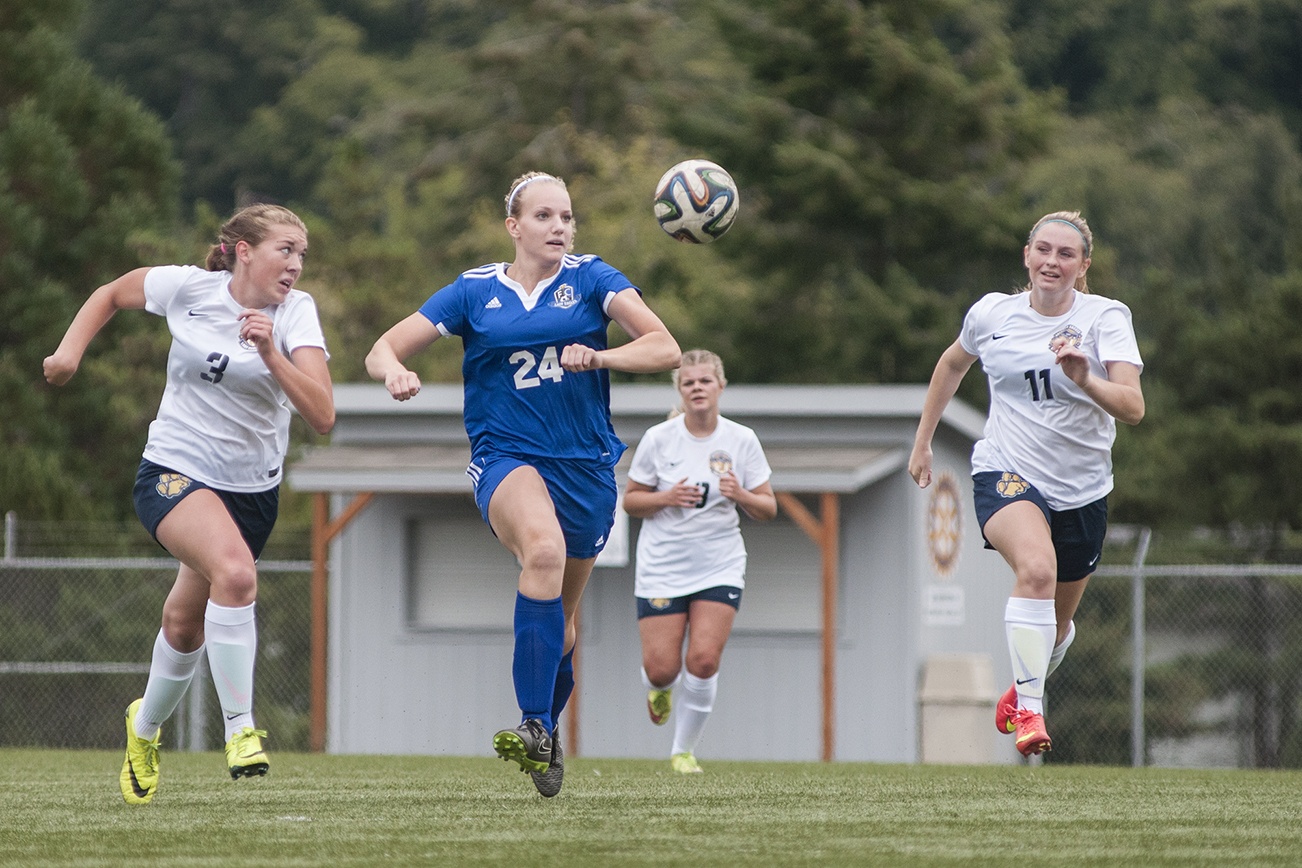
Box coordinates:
[1,0,179,519]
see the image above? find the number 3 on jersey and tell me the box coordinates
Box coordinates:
[510,347,565,390]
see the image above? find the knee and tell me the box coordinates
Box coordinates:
[160,605,204,650]
[520,536,567,578]
[209,560,258,606]
[685,651,721,680]
[1015,556,1057,598]
[644,659,681,689]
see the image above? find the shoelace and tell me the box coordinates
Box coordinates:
[233,728,269,754]
[142,741,160,773]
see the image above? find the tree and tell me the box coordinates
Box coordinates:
[0,0,179,519]
[667,0,1055,383]
[76,0,326,209]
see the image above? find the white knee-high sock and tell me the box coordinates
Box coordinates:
[1046,620,1077,678]
[204,601,257,740]
[671,671,718,757]
[1005,597,1056,715]
[136,630,204,739]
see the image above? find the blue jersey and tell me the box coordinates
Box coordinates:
[418,254,634,463]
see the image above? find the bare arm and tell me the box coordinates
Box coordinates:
[560,288,681,374]
[229,308,335,434]
[43,268,150,385]
[1054,343,1145,426]
[908,339,978,489]
[269,344,335,434]
[720,475,777,521]
[365,312,442,401]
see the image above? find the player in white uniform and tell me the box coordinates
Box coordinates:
[44,204,334,803]
[908,212,1144,757]
[366,172,679,796]
[624,350,776,773]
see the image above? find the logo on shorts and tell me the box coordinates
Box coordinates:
[155,473,192,498]
[1050,324,1083,351]
[553,284,578,309]
[996,472,1029,498]
[708,451,733,476]
[649,598,673,611]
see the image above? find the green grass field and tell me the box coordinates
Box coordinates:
[2,749,1301,866]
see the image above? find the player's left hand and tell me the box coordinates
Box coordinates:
[718,471,742,502]
[238,309,275,356]
[1051,337,1090,387]
[561,343,604,372]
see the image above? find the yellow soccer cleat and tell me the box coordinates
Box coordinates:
[647,688,672,726]
[120,699,161,805]
[670,752,703,774]
[225,727,270,779]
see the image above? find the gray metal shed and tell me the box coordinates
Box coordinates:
[288,382,1019,764]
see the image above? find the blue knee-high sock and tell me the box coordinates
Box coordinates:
[550,648,576,733]
[512,592,564,732]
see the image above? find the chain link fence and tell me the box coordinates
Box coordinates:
[0,513,311,752]
[1048,525,1302,768]
[5,514,1302,767]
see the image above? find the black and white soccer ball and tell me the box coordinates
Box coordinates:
[653,159,739,244]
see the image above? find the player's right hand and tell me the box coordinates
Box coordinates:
[667,477,703,508]
[385,369,422,401]
[43,352,78,386]
[908,444,933,489]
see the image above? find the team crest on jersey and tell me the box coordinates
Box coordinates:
[552,284,578,309]
[155,473,192,498]
[239,335,257,351]
[1049,324,1083,351]
[648,598,672,611]
[708,451,733,476]
[996,472,1029,498]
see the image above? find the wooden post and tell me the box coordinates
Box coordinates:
[818,492,839,763]
[775,491,841,762]
[309,491,374,753]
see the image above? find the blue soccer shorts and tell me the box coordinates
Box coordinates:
[467,450,617,559]
[133,459,279,560]
[972,470,1108,582]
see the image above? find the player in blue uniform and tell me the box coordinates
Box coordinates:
[366,171,681,796]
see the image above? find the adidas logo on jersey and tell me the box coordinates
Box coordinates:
[485,297,502,309]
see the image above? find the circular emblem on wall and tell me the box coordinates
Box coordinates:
[927,471,962,578]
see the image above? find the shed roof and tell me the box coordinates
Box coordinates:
[288,382,980,496]
[288,443,906,495]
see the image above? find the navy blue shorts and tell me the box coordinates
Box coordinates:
[637,585,743,619]
[972,471,1107,583]
[466,451,618,559]
[133,459,279,560]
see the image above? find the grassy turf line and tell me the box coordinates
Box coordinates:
[1,750,1300,866]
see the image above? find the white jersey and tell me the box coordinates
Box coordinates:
[627,414,772,598]
[960,290,1143,510]
[141,265,328,492]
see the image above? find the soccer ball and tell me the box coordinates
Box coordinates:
[653,159,739,243]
